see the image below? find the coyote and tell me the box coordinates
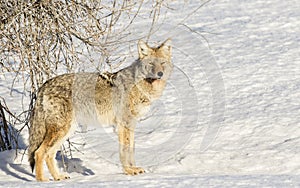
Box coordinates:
[28,39,173,181]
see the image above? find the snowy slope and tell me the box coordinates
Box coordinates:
[1,0,300,187]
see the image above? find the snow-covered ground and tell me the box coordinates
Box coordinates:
[1,0,300,187]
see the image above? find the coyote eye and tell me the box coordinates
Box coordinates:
[161,61,166,65]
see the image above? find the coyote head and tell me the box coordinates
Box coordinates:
[137,39,173,82]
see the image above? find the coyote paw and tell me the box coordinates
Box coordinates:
[124,166,145,175]
[54,174,70,181]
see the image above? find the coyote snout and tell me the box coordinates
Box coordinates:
[28,39,172,181]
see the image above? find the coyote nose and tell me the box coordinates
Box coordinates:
[157,71,163,78]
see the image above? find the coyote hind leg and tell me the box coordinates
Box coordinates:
[34,143,49,182]
[46,149,70,181]
[35,125,70,181]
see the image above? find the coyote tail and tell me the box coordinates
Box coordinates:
[28,109,46,173]
[28,147,36,173]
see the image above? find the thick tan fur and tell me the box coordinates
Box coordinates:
[28,39,172,181]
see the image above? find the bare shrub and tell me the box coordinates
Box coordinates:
[0,99,18,151]
[1,0,165,91]
[0,0,168,155]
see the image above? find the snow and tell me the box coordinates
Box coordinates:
[1,0,300,187]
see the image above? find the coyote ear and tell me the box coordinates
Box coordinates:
[138,40,150,59]
[159,38,172,55]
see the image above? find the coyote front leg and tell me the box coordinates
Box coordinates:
[118,124,145,175]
